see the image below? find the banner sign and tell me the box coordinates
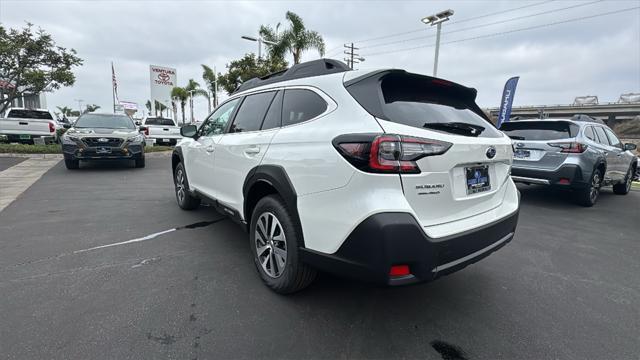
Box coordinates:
[149,65,177,113]
[497,76,519,128]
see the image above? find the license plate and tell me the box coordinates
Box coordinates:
[19,134,31,140]
[163,138,170,142]
[466,165,491,194]
[96,147,111,154]
[514,149,531,159]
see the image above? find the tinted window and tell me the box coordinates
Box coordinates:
[500,121,579,140]
[604,128,622,148]
[8,109,53,120]
[593,127,609,146]
[145,117,175,126]
[347,72,501,138]
[198,98,240,136]
[261,91,283,130]
[229,92,276,133]
[282,89,327,126]
[75,114,134,129]
[584,126,596,141]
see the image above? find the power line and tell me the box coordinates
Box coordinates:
[359,0,602,50]
[352,0,555,44]
[361,5,640,57]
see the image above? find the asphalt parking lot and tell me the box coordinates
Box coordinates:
[1,156,638,360]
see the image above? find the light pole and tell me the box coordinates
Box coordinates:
[241,35,278,60]
[74,99,84,115]
[421,9,454,77]
[188,90,194,124]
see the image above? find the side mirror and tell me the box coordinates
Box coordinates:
[135,121,142,126]
[63,124,71,129]
[624,143,637,151]
[138,126,147,132]
[181,124,198,138]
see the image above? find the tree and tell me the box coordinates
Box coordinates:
[259,11,325,64]
[171,87,189,125]
[56,106,72,116]
[217,53,288,94]
[145,100,152,115]
[83,104,100,114]
[201,64,219,113]
[0,23,83,113]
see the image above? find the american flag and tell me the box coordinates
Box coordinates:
[111,62,119,101]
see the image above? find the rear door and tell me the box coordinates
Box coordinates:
[500,121,579,170]
[603,127,627,180]
[214,90,281,214]
[593,126,619,181]
[346,70,513,227]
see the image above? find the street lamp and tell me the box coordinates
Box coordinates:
[74,98,84,115]
[421,9,454,77]
[188,90,194,124]
[241,35,278,60]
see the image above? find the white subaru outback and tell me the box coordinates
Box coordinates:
[172,59,520,294]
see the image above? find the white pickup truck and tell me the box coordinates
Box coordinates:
[142,117,182,146]
[0,108,59,144]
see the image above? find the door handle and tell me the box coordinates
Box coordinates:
[244,146,260,155]
[205,145,215,153]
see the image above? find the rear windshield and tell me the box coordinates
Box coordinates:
[500,121,579,140]
[7,109,53,120]
[346,71,501,138]
[145,117,175,126]
[75,114,134,129]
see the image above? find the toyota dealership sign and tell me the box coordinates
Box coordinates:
[149,65,177,112]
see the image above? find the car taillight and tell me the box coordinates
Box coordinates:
[143,128,149,136]
[334,134,452,174]
[548,142,588,153]
[49,122,55,133]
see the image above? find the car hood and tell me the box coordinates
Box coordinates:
[66,128,138,137]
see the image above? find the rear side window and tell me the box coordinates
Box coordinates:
[584,126,596,141]
[229,91,276,133]
[347,71,501,138]
[7,109,53,120]
[593,127,609,146]
[500,121,579,141]
[261,90,283,130]
[282,89,327,127]
[145,118,175,126]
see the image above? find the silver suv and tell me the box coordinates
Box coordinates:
[501,116,637,206]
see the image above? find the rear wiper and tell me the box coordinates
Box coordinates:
[422,122,485,137]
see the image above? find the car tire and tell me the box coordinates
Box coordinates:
[250,195,317,294]
[135,157,146,168]
[613,166,634,195]
[173,162,200,210]
[575,168,602,207]
[64,159,79,170]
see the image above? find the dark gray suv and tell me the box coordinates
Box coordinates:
[501,117,637,206]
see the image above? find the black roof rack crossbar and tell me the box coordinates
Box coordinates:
[233,58,350,94]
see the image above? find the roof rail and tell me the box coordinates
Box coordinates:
[571,114,604,124]
[233,59,350,94]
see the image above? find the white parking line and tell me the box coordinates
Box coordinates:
[0,158,60,213]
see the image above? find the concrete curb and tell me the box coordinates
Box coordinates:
[0,151,172,159]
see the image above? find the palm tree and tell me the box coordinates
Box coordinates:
[83,104,100,114]
[171,87,189,125]
[201,65,219,113]
[145,100,152,116]
[56,106,72,116]
[261,11,325,64]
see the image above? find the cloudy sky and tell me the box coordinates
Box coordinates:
[1,0,639,120]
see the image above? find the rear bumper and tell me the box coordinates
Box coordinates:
[511,164,588,188]
[300,209,519,286]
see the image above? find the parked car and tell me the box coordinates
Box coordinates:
[61,113,146,169]
[170,59,520,293]
[142,117,182,146]
[501,117,638,206]
[0,108,58,144]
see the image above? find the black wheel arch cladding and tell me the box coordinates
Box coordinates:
[243,165,305,247]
